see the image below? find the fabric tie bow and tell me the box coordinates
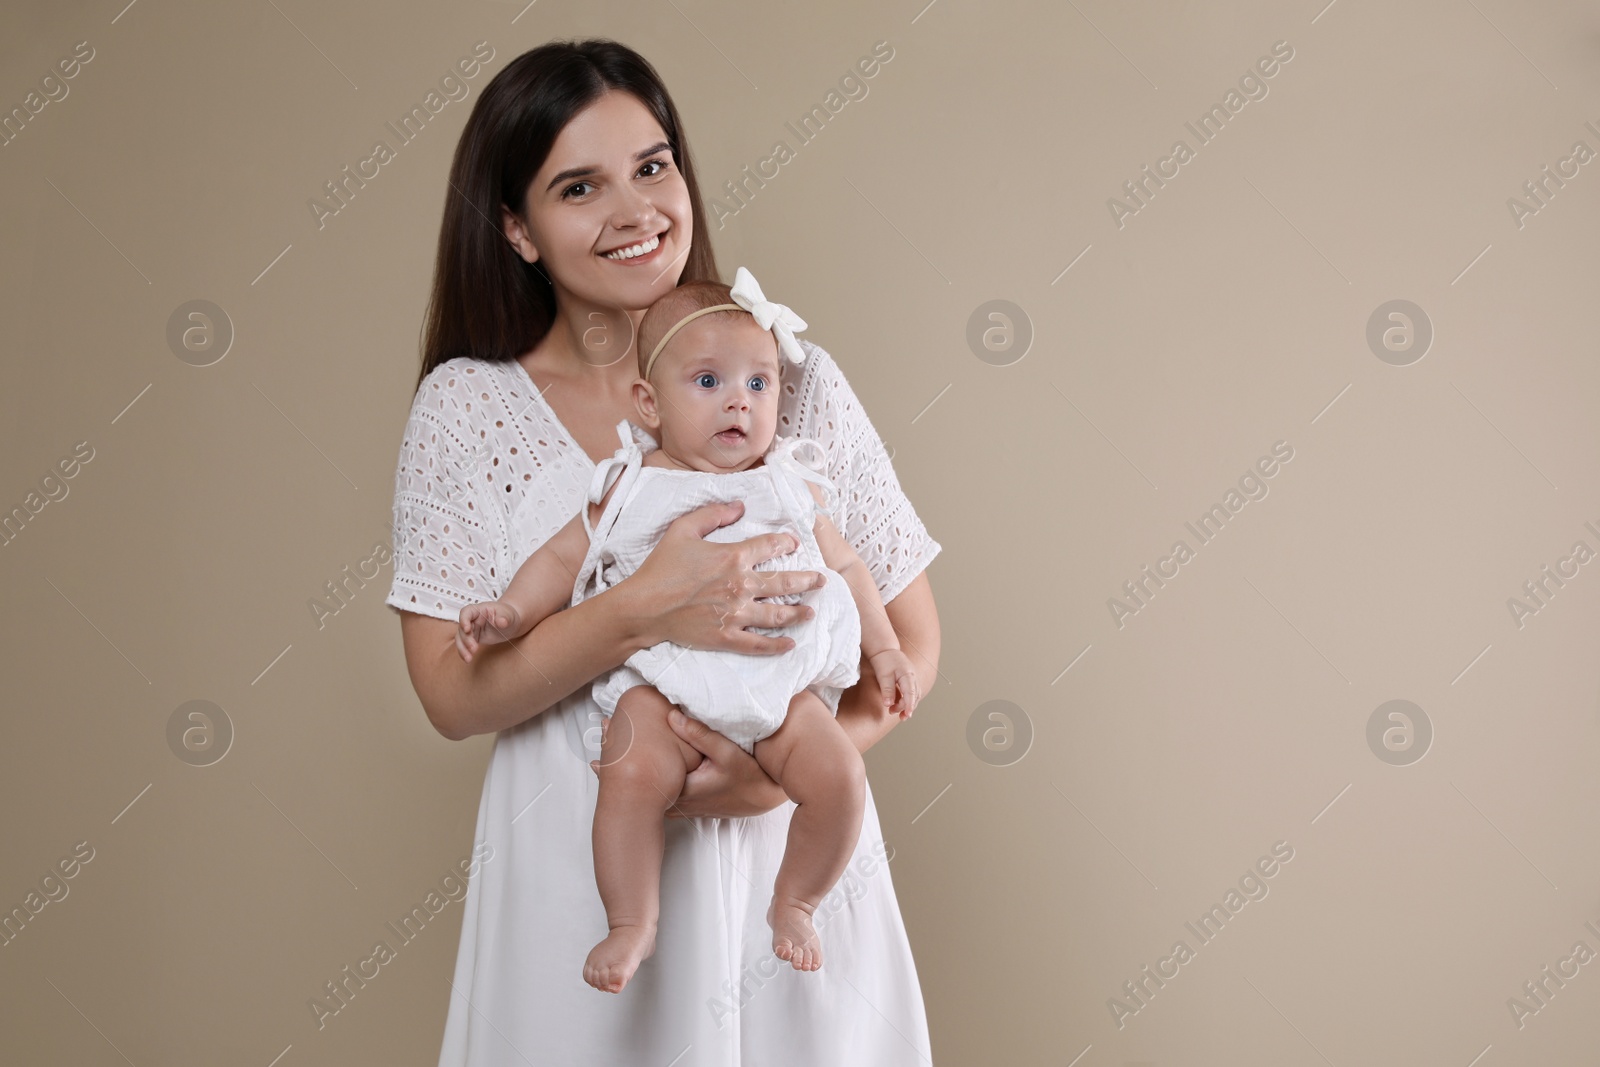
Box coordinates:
[730,266,808,366]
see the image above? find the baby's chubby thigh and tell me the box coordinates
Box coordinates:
[597,684,705,800]
[752,688,865,807]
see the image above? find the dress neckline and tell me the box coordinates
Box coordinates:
[507,356,609,469]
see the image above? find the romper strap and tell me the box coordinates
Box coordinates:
[573,419,646,603]
[766,435,839,520]
[581,419,642,540]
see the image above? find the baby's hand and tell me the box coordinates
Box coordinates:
[867,649,921,719]
[456,601,524,663]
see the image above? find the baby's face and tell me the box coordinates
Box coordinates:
[640,314,782,472]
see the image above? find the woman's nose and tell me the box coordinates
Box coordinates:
[610,182,658,229]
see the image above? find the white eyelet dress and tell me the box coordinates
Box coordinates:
[575,418,863,754]
[386,339,941,1066]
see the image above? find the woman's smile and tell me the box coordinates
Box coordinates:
[599,229,666,264]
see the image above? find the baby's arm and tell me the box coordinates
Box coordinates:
[455,498,598,662]
[805,482,921,718]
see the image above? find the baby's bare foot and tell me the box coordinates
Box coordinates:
[767,897,823,972]
[583,924,657,993]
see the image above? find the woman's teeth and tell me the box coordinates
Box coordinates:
[602,234,661,260]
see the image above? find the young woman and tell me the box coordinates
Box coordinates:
[388,38,943,1065]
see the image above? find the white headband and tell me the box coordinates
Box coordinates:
[642,266,809,379]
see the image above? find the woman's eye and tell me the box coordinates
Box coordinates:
[696,373,716,388]
[640,159,668,177]
[562,181,592,199]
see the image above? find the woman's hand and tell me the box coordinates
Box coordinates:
[589,707,786,817]
[622,500,823,655]
[666,709,787,817]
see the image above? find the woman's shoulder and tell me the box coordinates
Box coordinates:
[780,338,836,420]
[780,337,870,449]
[413,355,525,399]
[794,337,841,379]
[407,356,538,430]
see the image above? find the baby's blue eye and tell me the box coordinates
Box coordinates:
[748,377,767,391]
[696,372,716,388]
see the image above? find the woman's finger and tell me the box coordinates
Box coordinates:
[666,707,723,757]
[669,708,759,767]
[751,599,814,632]
[670,499,745,540]
[753,565,823,600]
[716,628,798,657]
[744,530,800,566]
[748,579,822,640]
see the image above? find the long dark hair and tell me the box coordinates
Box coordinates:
[415,39,721,390]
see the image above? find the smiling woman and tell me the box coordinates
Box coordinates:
[388,37,941,1066]
[498,95,698,350]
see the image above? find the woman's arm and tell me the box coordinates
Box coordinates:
[455,508,594,661]
[783,341,943,754]
[834,570,940,754]
[402,499,824,741]
[403,574,656,741]
[807,482,900,660]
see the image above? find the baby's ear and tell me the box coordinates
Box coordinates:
[632,379,660,427]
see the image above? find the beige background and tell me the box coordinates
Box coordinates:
[3,0,1598,1063]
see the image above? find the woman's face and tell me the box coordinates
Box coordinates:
[507,90,694,321]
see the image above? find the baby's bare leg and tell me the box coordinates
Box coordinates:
[752,690,866,972]
[584,684,703,994]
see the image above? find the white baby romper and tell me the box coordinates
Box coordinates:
[573,418,863,753]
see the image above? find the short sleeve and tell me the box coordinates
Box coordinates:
[789,340,942,604]
[385,367,504,622]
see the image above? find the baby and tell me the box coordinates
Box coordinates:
[455,267,922,994]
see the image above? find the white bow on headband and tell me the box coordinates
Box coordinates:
[730,266,808,366]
